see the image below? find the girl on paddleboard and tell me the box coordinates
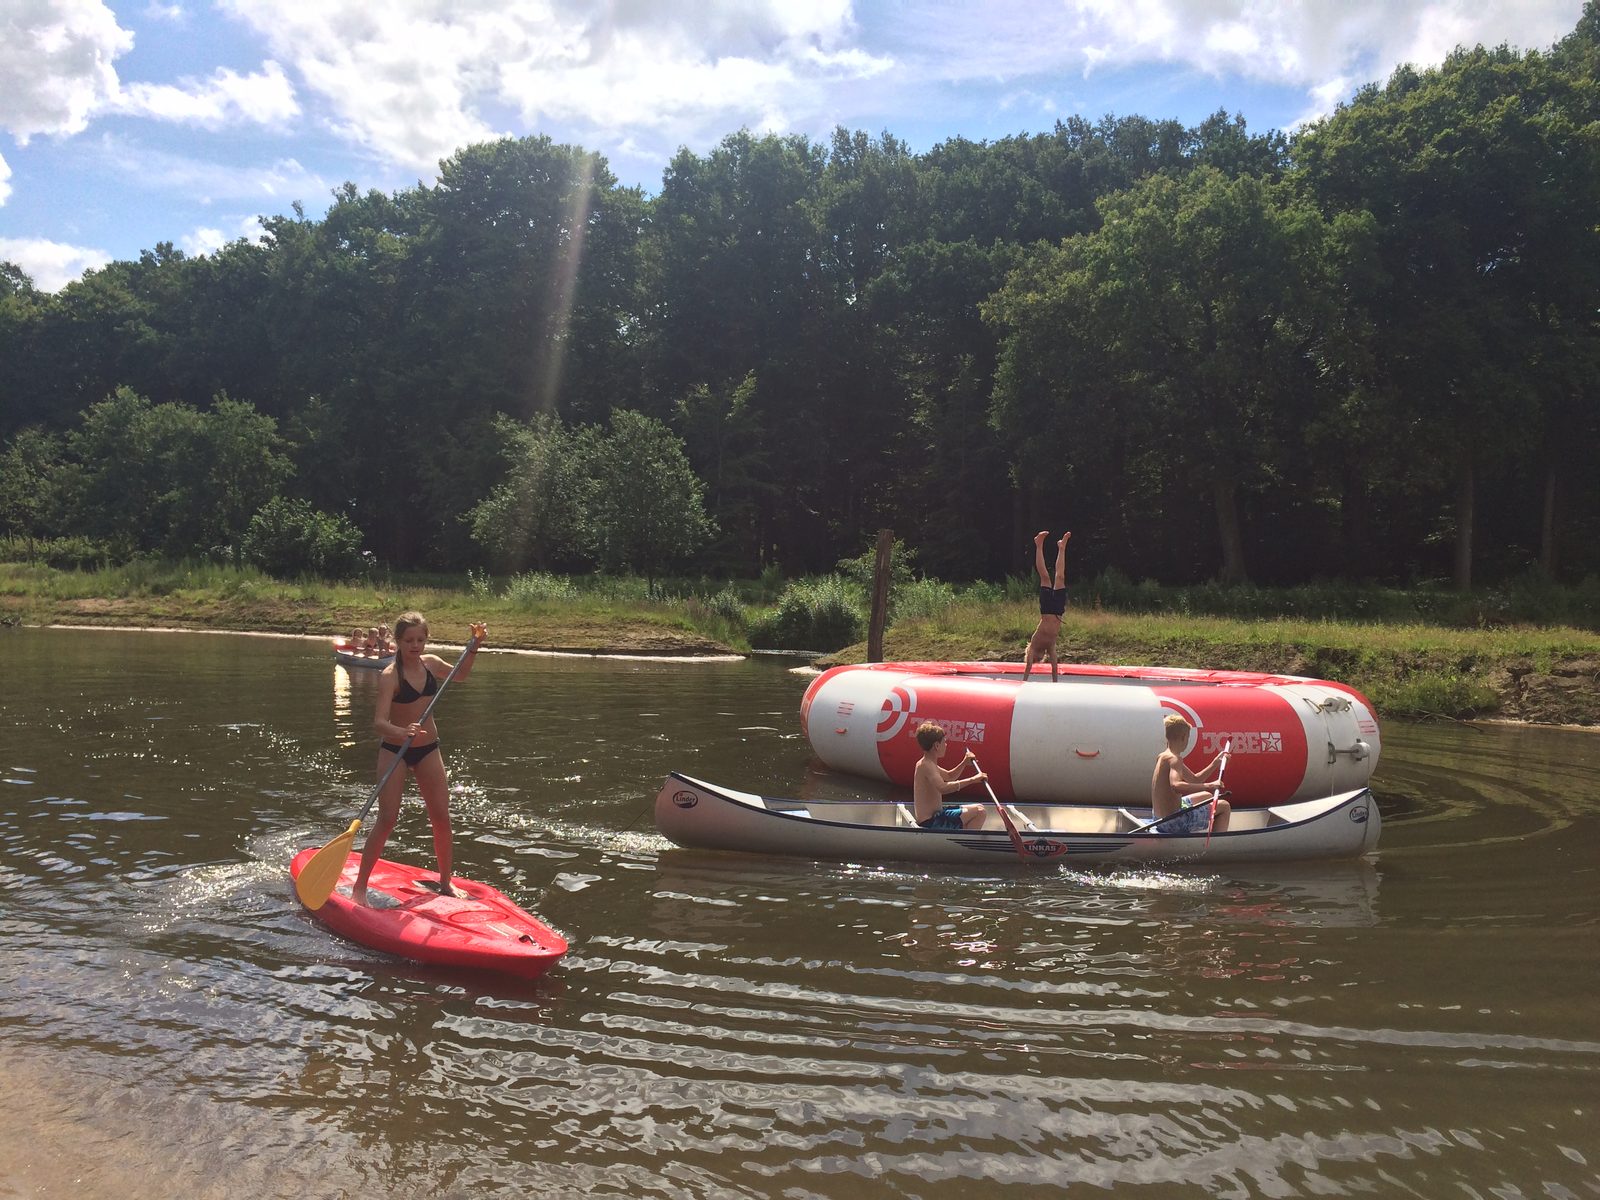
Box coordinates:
[351,612,485,906]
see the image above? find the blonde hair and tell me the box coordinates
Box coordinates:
[914,721,947,751]
[1163,713,1191,743]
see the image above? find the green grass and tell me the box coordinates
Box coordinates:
[7,555,1600,723]
[0,560,753,653]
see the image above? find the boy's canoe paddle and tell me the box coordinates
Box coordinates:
[294,628,482,911]
[970,755,1030,860]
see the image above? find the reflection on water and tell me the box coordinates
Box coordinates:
[1,627,1596,1198]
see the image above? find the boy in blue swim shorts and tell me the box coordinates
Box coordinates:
[1150,713,1231,833]
[912,722,988,830]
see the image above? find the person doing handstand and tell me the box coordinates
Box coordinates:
[1150,713,1231,834]
[1023,529,1071,681]
[912,721,988,830]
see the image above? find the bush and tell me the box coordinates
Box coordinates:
[704,585,748,627]
[892,578,958,623]
[503,571,579,605]
[1372,673,1501,719]
[749,575,863,650]
[836,539,916,594]
[0,535,112,570]
[241,498,365,579]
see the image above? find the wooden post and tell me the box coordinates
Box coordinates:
[867,528,893,663]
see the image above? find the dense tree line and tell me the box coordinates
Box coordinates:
[3,7,1598,587]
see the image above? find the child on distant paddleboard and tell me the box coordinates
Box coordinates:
[1151,713,1231,834]
[351,612,486,906]
[912,721,988,830]
[1022,529,1070,681]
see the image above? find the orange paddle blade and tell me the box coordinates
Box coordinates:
[294,819,363,911]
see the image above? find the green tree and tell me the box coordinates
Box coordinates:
[467,414,584,570]
[242,496,365,577]
[0,427,65,539]
[60,388,292,558]
[173,395,295,557]
[673,374,777,570]
[575,410,714,588]
[989,169,1348,583]
[1293,40,1600,585]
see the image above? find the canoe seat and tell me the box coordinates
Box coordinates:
[895,804,918,827]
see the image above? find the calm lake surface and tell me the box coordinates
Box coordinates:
[2,626,1596,1198]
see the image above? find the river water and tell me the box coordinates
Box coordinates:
[1,626,1595,1198]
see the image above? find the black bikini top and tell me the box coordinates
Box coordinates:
[393,663,440,704]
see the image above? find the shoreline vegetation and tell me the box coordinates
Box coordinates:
[4,560,1599,729]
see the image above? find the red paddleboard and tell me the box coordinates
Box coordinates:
[290,849,567,980]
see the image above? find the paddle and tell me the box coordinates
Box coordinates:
[970,755,1030,860]
[1202,741,1231,849]
[295,626,484,911]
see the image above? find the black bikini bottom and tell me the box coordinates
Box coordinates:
[380,741,441,767]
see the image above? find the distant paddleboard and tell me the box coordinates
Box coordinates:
[290,849,567,980]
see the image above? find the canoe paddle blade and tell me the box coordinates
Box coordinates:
[294,819,362,910]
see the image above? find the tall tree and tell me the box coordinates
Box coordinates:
[575,410,714,588]
[989,169,1348,583]
[1293,42,1600,585]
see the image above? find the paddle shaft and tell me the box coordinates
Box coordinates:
[1203,741,1231,845]
[970,755,1029,859]
[353,633,480,828]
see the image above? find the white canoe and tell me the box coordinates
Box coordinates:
[654,773,1381,866]
[332,638,393,670]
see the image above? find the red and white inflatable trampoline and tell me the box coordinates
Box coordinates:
[800,661,1380,808]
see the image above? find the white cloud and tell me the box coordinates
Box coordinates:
[217,0,892,172]
[0,235,111,291]
[95,135,327,204]
[179,214,267,256]
[1069,1,1578,86]
[0,150,11,206]
[0,0,132,141]
[115,60,300,128]
[179,225,226,255]
[901,1,1582,122]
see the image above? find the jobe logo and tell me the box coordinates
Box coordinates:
[874,684,986,744]
[1201,731,1284,755]
[920,717,986,745]
[1159,697,1284,756]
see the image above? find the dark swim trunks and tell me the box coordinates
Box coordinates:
[1038,586,1068,617]
[918,805,965,830]
[1152,799,1211,835]
[380,740,441,767]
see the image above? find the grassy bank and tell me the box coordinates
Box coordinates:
[5,560,1599,726]
[0,561,742,656]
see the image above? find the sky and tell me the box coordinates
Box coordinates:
[0,0,1587,291]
